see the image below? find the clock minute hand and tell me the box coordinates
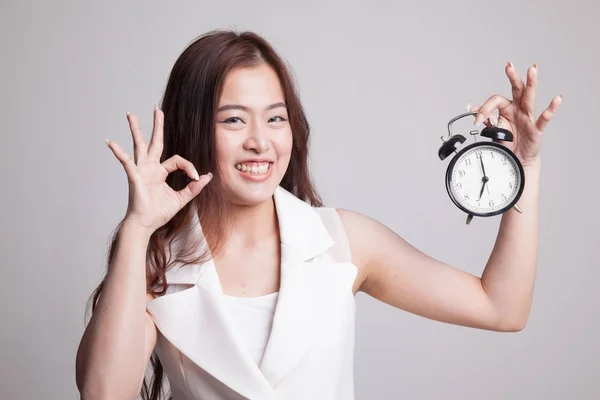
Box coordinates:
[479,154,487,177]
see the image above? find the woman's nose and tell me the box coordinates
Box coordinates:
[243,122,271,153]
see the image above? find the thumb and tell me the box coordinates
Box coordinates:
[177,173,213,206]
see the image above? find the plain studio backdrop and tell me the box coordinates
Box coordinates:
[1,0,598,399]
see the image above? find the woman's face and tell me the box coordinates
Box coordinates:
[215,63,293,206]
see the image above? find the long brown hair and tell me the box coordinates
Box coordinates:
[86,29,322,399]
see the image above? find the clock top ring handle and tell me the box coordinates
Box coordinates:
[443,111,478,142]
[438,111,515,161]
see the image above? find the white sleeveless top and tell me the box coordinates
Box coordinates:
[146,186,358,400]
[222,292,279,366]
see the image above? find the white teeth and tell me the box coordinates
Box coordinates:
[235,162,270,175]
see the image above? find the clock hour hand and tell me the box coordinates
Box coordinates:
[478,180,486,201]
[478,175,489,201]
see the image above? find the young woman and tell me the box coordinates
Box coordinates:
[75,30,563,400]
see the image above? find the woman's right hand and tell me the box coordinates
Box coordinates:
[106,107,212,234]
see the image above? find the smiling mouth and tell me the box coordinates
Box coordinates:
[235,162,272,175]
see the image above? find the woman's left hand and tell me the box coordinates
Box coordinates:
[467,62,563,168]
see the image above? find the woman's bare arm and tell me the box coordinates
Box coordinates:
[340,159,540,332]
[75,221,157,399]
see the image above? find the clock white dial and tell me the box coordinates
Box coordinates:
[447,143,523,215]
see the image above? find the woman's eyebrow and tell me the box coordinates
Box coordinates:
[216,102,287,112]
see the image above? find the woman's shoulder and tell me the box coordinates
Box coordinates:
[310,206,377,252]
[331,208,404,291]
[311,207,374,292]
[321,207,374,236]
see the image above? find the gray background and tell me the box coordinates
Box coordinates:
[1,0,598,399]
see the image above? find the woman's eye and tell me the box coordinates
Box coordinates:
[269,116,287,123]
[222,117,244,124]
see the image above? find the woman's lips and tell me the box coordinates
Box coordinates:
[235,162,273,181]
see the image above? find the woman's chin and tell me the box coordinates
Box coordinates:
[225,180,280,207]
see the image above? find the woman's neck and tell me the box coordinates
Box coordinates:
[228,197,279,248]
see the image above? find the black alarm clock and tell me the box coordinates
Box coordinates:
[438,111,525,225]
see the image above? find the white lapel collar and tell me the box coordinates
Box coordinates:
[258,187,336,387]
[271,186,334,260]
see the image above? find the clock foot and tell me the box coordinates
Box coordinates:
[513,204,523,213]
[466,214,473,225]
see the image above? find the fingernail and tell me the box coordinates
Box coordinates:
[532,62,537,69]
[105,139,110,146]
[473,114,484,126]
[207,172,213,180]
[466,103,472,112]
[194,171,200,181]
[126,111,130,116]
[507,61,513,68]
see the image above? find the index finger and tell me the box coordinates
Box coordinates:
[148,107,164,160]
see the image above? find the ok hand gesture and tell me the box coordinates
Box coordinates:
[106,108,212,233]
